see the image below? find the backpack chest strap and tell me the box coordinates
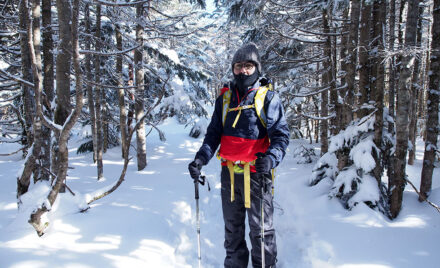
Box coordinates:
[227,104,255,128]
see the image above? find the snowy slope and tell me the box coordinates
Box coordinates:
[0,118,439,268]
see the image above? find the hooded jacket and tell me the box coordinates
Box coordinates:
[196,78,289,169]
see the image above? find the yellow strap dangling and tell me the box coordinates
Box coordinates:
[243,162,251,208]
[227,161,235,202]
[225,160,252,208]
[232,109,241,128]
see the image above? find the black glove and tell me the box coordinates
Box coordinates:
[188,158,204,179]
[255,153,273,174]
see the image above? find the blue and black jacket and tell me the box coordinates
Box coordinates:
[196,78,290,170]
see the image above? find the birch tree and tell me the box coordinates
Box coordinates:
[135,3,147,171]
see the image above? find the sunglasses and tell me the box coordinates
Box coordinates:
[234,62,255,71]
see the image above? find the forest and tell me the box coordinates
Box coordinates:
[0,0,439,241]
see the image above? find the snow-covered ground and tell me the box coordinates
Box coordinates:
[0,118,439,268]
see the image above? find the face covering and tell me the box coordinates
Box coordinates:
[233,71,259,95]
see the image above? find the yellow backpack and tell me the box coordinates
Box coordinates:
[221,83,273,128]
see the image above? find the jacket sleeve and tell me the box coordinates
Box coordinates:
[264,91,290,168]
[195,95,223,165]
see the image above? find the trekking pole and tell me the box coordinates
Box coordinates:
[194,175,208,268]
[256,153,266,268]
[260,172,265,268]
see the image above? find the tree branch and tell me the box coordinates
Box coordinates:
[405,178,440,214]
[79,43,141,56]
[92,0,150,7]
[0,69,34,87]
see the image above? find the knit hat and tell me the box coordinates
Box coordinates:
[231,43,262,74]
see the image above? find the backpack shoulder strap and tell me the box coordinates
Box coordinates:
[222,88,232,126]
[254,83,273,128]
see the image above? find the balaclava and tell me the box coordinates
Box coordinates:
[231,43,262,95]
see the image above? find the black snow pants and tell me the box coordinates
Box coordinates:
[220,166,277,268]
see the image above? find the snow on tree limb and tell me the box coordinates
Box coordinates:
[0,69,34,87]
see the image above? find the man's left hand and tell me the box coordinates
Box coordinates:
[255,153,273,174]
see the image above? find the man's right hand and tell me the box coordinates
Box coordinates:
[188,158,204,179]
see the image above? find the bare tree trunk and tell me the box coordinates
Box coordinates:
[41,0,53,181]
[94,4,104,179]
[420,0,439,201]
[320,8,330,155]
[54,0,72,124]
[116,25,128,159]
[394,0,407,110]
[371,0,386,183]
[53,0,72,184]
[419,44,430,125]
[314,64,320,144]
[337,1,359,170]
[84,3,97,163]
[331,37,338,135]
[135,3,147,170]
[386,0,398,196]
[16,0,44,203]
[388,0,397,134]
[19,0,35,150]
[29,0,84,236]
[357,0,372,119]
[344,0,359,126]
[17,0,42,200]
[329,7,338,136]
[127,63,135,134]
[103,98,109,154]
[419,51,428,122]
[408,5,424,165]
[31,0,43,182]
[391,0,420,219]
[420,14,431,140]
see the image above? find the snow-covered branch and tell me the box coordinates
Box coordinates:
[92,0,150,7]
[299,112,336,121]
[79,44,141,56]
[0,69,34,87]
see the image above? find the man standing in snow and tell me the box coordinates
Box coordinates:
[188,43,289,268]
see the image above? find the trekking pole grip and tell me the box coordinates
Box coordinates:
[194,175,206,200]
